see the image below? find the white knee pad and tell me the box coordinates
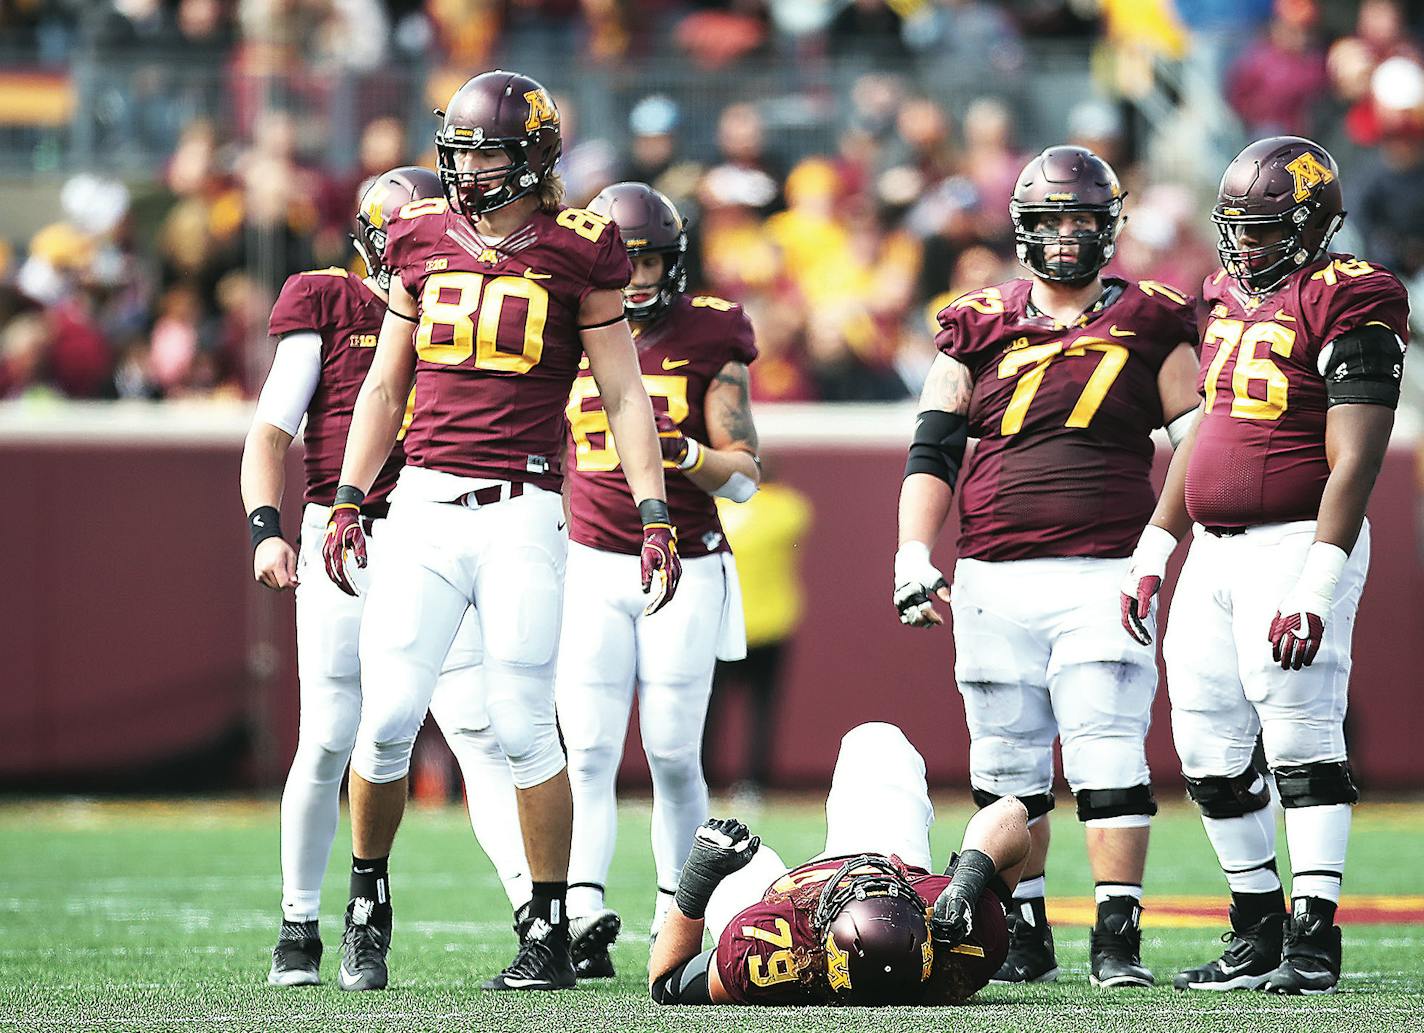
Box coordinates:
[487,698,564,790]
[644,738,703,793]
[1060,734,1150,795]
[1260,717,1347,770]
[295,684,362,760]
[968,733,1055,798]
[349,687,430,784]
[1172,704,1258,781]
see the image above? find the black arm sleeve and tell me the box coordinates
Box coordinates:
[1321,323,1405,408]
[904,410,969,488]
[649,948,715,1005]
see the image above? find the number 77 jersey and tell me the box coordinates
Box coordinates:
[384,197,632,489]
[935,276,1198,562]
[1186,255,1410,530]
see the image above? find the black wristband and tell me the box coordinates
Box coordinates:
[334,484,366,509]
[248,506,283,552]
[638,498,672,527]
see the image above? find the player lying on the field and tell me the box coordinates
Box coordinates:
[647,723,1030,1005]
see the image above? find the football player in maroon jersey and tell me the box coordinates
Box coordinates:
[240,166,530,987]
[321,72,677,992]
[893,146,1202,988]
[646,723,1029,1006]
[1122,137,1408,994]
[555,182,760,979]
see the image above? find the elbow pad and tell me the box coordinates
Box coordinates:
[904,410,969,489]
[1318,323,1406,408]
[711,470,758,503]
[650,948,715,1005]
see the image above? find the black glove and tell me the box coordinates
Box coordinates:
[674,817,760,920]
[931,848,995,947]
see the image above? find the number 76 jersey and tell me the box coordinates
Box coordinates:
[385,198,632,491]
[1186,255,1409,530]
[935,276,1197,562]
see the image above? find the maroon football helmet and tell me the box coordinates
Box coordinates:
[1009,145,1126,285]
[1213,136,1345,295]
[588,181,688,322]
[353,166,444,291]
[812,855,933,1004]
[435,69,562,219]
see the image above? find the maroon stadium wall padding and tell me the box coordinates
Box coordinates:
[2,440,1421,791]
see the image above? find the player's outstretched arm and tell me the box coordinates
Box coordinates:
[663,359,761,502]
[241,330,323,591]
[894,352,971,627]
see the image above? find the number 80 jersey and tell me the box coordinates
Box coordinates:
[385,198,632,490]
[935,276,1197,562]
[1186,255,1409,530]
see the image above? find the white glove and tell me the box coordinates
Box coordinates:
[894,542,949,628]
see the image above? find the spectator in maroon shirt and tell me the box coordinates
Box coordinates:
[1225,0,1327,138]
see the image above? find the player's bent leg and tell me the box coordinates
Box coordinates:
[637,553,725,938]
[820,722,935,870]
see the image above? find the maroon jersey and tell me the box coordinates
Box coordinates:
[715,854,1007,1006]
[936,276,1197,561]
[1187,255,1409,529]
[565,294,758,557]
[266,267,403,511]
[385,198,632,491]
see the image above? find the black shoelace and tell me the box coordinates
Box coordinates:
[343,922,387,969]
[502,937,557,979]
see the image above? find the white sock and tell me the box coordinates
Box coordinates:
[1285,803,1350,905]
[1014,875,1046,901]
[1095,883,1142,904]
[443,726,531,912]
[1202,807,1282,894]
[651,887,675,937]
[279,738,351,923]
[565,742,621,919]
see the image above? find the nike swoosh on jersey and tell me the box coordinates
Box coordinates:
[1108,325,1135,337]
[1274,309,1297,322]
[523,269,552,279]
[662,357,691,370]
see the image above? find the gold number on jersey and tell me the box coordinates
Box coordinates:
[691,295,734,311]
[399,197,449,219]
[555,207,613,242]
[742,918,798,988]
[1138,280,1189,305]
[1310,258,1375,286]
[566,374,690,472]
[996,337,1129,436]
[1201,318,1295,421]
[414,270,547,373]
[950,287,1004,315]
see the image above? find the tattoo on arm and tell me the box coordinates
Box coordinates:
[709,362,759,452]
[921,355,973,415]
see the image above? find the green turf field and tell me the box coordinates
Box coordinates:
[1,795,1420,1032]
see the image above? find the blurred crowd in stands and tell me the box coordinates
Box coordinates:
[2,0,1424,407]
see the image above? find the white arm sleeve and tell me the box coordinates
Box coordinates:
[254,332,323,436]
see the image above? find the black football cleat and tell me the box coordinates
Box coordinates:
[337,898,390,992]
[1174,908,1284,991]
[1089,904,1154,988]
[482,918,576,991]
[1262,906,1341,995]
[267,920,322,986]
[991,901,1060,984]
[570,909,621,980]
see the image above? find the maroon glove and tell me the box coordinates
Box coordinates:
[322,495,367,597]
[638,499,682,615]
[1268,607,1326,671]
[656,410,699,469]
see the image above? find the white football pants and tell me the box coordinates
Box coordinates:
[557,543,741,917]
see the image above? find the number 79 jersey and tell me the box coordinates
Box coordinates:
[385,198,632,490]
[1186,256,1409,530]
[935,276,1197,562]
